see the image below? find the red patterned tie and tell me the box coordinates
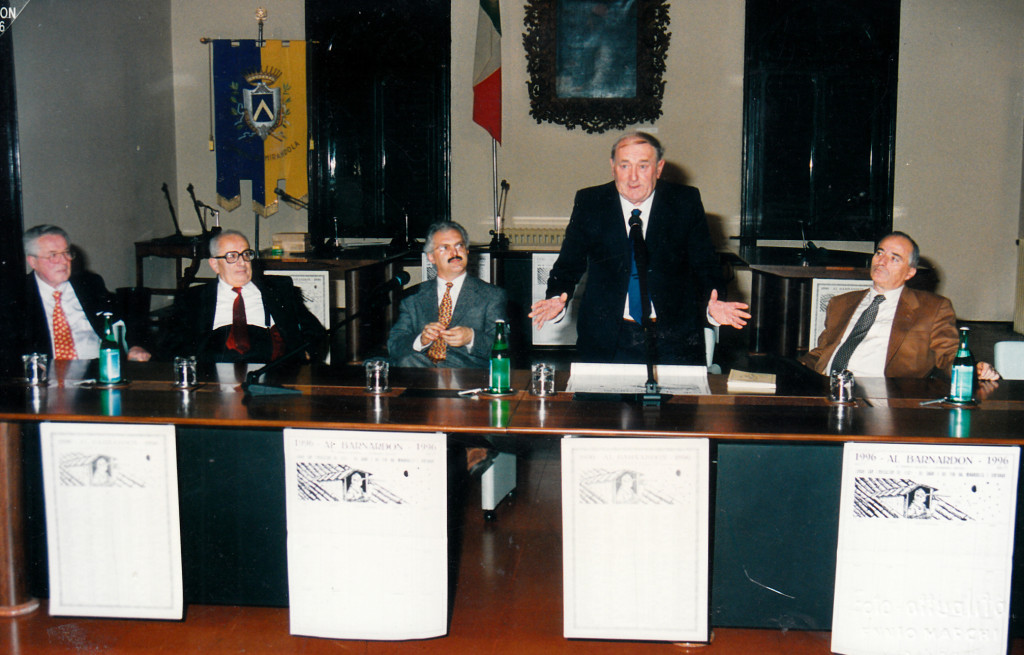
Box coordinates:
[52,290,77,360]
[427,282,453,363]
[225,287,250,354]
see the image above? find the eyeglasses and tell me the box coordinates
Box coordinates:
[32,250,75,263]
[434,242,467,255]
[212,249,257,263]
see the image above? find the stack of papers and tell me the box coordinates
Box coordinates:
[726,369,776,393]
[567,363,710,395]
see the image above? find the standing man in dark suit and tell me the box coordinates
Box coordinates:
[529,131,750,364]
[801,231,1000,379]
[21,224,150,362]
[162,229,326,363]
[388,221,507,368]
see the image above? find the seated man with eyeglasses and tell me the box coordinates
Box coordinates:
[387,221,507,369]
[19,224,151,363]
[162,229,326,363]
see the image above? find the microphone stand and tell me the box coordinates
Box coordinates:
[489,180,510,251]
[155,183,191,244]
[243,274,409,396]
[630,216,663,407]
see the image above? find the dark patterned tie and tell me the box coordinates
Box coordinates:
[627,209,646,322]
[830,294,885,373]
[226,287,250,354]
[427,282,453,363]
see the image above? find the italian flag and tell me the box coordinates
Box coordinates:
[472,0,501,143]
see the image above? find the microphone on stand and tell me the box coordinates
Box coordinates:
[370,271,411,298]
[244,271,412,396]
[627,211,664,406]
[274,187,309,210]
[186,183,209,233]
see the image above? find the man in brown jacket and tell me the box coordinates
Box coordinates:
[801,232,998,379]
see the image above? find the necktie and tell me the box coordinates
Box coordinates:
[627,209,647,322]
[427,282,454,363]
[830,294,885,373]
[52,290,77,360]
[226,287,250,354]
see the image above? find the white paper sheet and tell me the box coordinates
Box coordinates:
[566,362,711,395]
[562,437,710,641]
[40,422,182,619]
[284,429,448,640]
[832,443,1020,655]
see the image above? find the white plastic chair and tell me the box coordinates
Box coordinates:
[994,341,1024,380]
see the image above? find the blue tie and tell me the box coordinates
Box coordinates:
[627,209,644,322]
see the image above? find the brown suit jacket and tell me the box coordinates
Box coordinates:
[800,286,959,378]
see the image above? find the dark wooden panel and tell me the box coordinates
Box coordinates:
[306,0,450,250]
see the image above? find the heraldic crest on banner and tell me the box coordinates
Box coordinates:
[213,39,307,217]
[236,67,288,141]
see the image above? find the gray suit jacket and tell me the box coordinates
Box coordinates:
[387,275,508,368]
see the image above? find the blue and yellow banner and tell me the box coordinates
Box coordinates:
[213,39,307,217]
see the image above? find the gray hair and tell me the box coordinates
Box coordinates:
[879,231,920,269]
[611,131,665,161]
[23,224,70,256]
[423,221,470,254]
[208,229,250,257]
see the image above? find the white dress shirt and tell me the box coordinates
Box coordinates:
[212,279,273,329]
[36,275,101,359]
[825,285,905,378]
[413,272,475,352]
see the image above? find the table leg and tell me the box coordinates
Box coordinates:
[0,422,39,616]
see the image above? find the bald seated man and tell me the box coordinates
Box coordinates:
[162,230,326,363]
[801,231,998,380]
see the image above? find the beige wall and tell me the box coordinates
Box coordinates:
[169,0,307,249]
[14,0,177,291]
[894,0,1024,320]
[12,1,1024,319]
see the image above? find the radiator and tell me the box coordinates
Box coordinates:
[503,227,565,250]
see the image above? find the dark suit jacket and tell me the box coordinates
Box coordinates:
[387,275,508,369]
[545,181,725,362]
[22,271,121,357]
[800,286,959,378]
[162,274,327,363]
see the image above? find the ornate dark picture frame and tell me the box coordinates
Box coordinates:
[523,0,671,134]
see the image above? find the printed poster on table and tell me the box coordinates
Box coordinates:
[40,422,182,619]
[284,429,448,640]
[532,252,585,346]
[562,436,709,642]
[832,443,1020,655]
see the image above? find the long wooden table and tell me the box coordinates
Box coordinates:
[2,362,1023,630]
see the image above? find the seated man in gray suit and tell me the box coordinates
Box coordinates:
[388,221,507,368]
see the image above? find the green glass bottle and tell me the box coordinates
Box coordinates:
[489,320,510,393]
[98,312,122,385]
[948,327,974,403]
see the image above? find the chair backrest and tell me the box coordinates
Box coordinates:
[705,326,720,374]
[994,341,1024,380]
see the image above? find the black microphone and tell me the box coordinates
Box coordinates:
[371,271,411,298]
[274,186,309,210]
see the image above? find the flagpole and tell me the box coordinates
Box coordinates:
[491,139,499,235]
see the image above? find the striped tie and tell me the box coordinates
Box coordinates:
[52,290,77,360]
[427,282,453,363]
[830,294,885,373]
